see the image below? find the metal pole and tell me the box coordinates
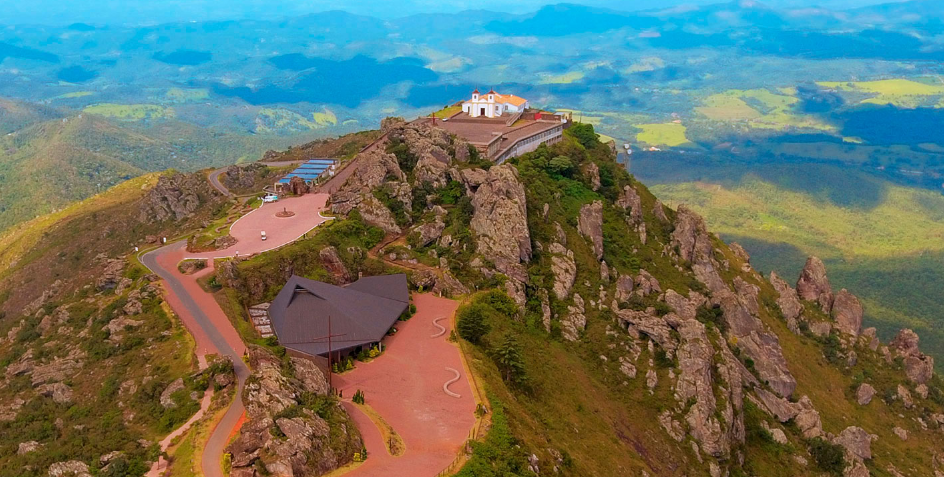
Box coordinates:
[328,314,333,390]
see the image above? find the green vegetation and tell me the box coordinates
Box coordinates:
[818,79,944,108]
[455,398,530,477]
[83,103,171,120]
[634,123,695,148]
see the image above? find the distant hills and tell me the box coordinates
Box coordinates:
[0,99,331,231]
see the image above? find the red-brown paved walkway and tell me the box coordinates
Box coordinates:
[334,294,477,477]
[186,193,331,260]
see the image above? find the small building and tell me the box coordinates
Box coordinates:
[275,158,337,193]
[462,89,530,118]
[437,91,569,163]
[267,274,409,369]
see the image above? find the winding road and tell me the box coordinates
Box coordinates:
[141,192,333,477]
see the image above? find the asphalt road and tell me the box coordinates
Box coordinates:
[142,244,249,477]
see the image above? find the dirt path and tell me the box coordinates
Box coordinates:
[333,294,477,477]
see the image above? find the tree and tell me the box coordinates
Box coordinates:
[457,303,491,344]
[547,156,575,177]
[568,122,599,149]
[494,334,527,387]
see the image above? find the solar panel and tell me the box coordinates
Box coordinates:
[294,166,328,171]
[305,159,336,164]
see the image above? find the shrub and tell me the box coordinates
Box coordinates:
[386,139,418,172]
[457,303,492,344]
[493,334,527,388]
[809,437,845,476]
[654,348,675,369]
[696,304,726,332]
[476,290,518,318]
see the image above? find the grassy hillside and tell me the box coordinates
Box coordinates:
[642,160,944,369]
[0,170,233,476]
[0,105,338,233]
[208,124,944,476]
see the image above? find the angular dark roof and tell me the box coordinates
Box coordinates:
[268,274,409,357]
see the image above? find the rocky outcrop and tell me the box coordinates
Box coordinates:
[677,318,728,457]
[96,258,127,291]
[48,460,91,477]
[769,272,802,332]
[856,383,875,405]
[409,206,446,248]
[468,165,531,281]
[616,275,634,302]
[138,171,216,223]
[889,329,934,384]
[221,163,266,191]
[616,185,643,223]
[228,347,361,476]
[831,289,863,337]
[549,243,576,300]
[671,206,796,398]
[616,309,678,356]
[319,246,351,283]
[578,201,604,261]
[796,257,833,313]
[159,378,185,409]
[18,440,42,454]
[834,426,871,462]
[561,294,587,342]
[37,382,73,404]
[585,162,601,191]
[635,270,661,297]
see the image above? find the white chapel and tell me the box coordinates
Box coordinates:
[461,89,529,118]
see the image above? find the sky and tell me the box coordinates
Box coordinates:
[0,0,907,26]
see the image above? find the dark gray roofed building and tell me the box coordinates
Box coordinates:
[268,274,409,359]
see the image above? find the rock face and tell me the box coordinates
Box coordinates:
[411,206,447,247]
[769,272,802,331]
[468,165,532,281]
[228,347,361,476]
[831,289,863,337]
[549,243,577,300]
[319,246,351,283]
[578,201,604,261]
[222,163,265,191]
[889,329,934,384]
[585,162,601,191]
[671,206,796,398]
[616,185,643,223]
[796,257,833,313]
[561,294,587,342]
[138,172,216,223]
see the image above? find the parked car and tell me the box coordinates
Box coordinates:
[263,194,279,203]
